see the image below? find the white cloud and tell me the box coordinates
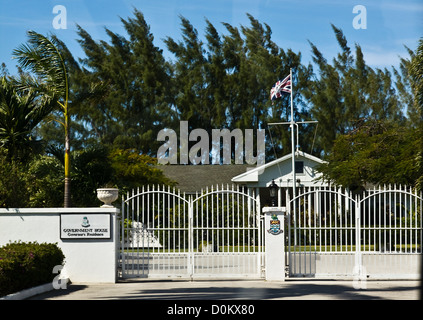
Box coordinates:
[363,51,402,68]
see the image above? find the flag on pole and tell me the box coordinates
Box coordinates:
[270,74,291,101]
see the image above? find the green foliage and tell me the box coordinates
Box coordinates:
[0,146,175,208]
[109,149,175,193]
[408,39,423,114]
[0,241,65,297]
[12,30,73,206]
[1,9,422,201]
[0,76,56,161]
[12,31,69,101]
[0,151,29,207]
[26,154,64,207]
[407,39,423,190]
[304,25,405,154]
[70,146,113,206]
[307,31,422,190]
[164,14,313,157]
[72,9,174,154]
[317,119,422,190]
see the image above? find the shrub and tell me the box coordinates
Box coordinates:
[0,153,30,208]
[0,241,65,297]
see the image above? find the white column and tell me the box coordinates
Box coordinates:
[263,206,286,281]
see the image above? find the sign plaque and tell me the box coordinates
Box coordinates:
[60,214,111,239]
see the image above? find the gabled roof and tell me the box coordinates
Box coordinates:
[156,151,326,192]
[157,164,252,193]
[231,151,326,184]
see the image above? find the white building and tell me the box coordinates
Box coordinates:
[231,150,327,207]
[158,150,328,207]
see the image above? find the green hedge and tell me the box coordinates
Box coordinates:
[0,241,65,297]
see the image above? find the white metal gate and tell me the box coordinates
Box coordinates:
[119,184,263,279]
[288,185,422,279]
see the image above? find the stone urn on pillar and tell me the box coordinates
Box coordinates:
[96,188,119,207]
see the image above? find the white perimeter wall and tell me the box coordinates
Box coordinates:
[0,208,119,283]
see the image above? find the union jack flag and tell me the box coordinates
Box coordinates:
[270,74,291,101]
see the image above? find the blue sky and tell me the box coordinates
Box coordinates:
[0,0,422,75]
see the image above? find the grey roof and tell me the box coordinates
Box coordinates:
[156,164,252,193]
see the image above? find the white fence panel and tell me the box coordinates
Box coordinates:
[120,184,263,279]
[288,185,422,279]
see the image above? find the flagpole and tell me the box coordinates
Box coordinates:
[290,68,297,247]
[269,69,318,248]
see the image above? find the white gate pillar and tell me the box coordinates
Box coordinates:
[263,206,286,281]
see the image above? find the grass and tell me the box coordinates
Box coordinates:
[122,243,420,253]
[122,246,261,253]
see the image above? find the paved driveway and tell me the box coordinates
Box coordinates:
[31,279,421,300]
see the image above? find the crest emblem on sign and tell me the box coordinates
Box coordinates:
[81,216,90,228]
[268,214,283,235]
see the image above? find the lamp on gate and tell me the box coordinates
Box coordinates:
[268,179,279,207]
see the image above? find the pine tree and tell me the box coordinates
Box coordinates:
[73,8,174,154]
[407,39,423,190]
[304,25,404,155]
[164,16,208,130]
[164,14,312,160]
[315,36,422,189]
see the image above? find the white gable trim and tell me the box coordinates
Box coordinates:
[231,151,326,183]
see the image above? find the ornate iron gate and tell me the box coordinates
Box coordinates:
[288,185,422,279]
[119,184,263,279]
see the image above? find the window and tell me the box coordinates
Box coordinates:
[295,161,304,174]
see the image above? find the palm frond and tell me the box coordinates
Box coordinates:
[0,76,58,159]
[12,30,68,100]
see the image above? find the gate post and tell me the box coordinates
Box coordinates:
[188,198,194,279]
[263,206,286,281]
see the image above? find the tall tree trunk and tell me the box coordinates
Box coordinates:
[64,108,70,207]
